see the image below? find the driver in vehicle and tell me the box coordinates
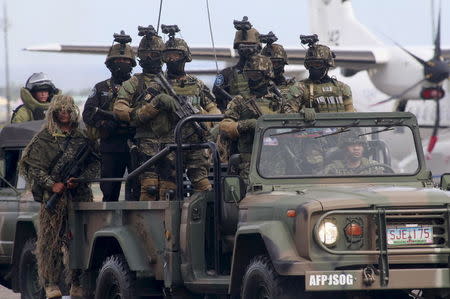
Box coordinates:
[323,135,386,175]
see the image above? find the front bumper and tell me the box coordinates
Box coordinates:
[305,268,450,291]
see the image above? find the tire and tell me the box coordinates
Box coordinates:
[241,255,303,299]
[18,239,45,299]
[94,254,136,299]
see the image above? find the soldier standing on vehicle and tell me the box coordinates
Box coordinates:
[219,54,293,183]
[113,25,168,201]
[83,31,136,202]
[212,16,261,112]
[11,72,60,123]
[260,31,296,93]
[283,34,355,113]
[19,95,100,299]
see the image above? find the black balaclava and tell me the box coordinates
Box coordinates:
[166,59,186,78]
[248,77,269,97]
[107,61,132,84]
[308,66,329,82]
[139,57,163,74]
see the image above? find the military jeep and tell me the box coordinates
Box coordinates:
[70,112,450,298]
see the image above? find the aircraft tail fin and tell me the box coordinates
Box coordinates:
[309,0,384,47]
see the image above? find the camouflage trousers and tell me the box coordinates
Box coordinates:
[36,193,87,288]
[137,138,211,200]
[238,153,252,185]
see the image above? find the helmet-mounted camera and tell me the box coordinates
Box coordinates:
[300,34,319,47]
[113,30,132,55]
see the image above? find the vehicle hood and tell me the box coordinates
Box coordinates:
[241,185,450,212]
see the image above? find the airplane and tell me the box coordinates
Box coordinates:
[23,0,450,177]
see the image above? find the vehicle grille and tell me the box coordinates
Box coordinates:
[377,211,447,248]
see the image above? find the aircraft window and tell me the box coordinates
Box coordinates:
[258,126,419,178]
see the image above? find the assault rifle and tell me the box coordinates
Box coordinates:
[46,142,94,211]
[156,72,207,139]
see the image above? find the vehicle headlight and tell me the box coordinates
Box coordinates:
[318,221,338,246]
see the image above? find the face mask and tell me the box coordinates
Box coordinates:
[166,60,186,76]
[109,62,132,80]
[139,58,162,74]
[309,67,328,81]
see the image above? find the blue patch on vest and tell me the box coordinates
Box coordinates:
[214,74,224,87]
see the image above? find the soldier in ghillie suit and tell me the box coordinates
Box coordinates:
[11,72,60,123]
[20,95,100,298]
[212,16,261,112]
[260,31,296,93]
[219,54,297,183]
[283,34,355,113]
[83,30,136,202]
[323,134,386,175]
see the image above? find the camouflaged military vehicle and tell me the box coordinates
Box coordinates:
[0,120,45,298]
[64,111,450,299]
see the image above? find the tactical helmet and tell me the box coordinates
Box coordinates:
[138,34,165,57]
[261,43,288,65]
[25,72,58,93]
[340,132,366,147]
[234,28,261,49]
[244,54,274,78]
[163,38,192,62]
[304,44,335,68]
[105,43,136,67]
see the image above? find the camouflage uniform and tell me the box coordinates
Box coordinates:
[261,41,296,94]
[11,73,60,123]
[20,95,99,298]
[212,20,261,111]
[323,157,385,175]
[283,44,355,113]
[220,55,288,183]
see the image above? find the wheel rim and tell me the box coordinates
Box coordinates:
[25,258,42,298]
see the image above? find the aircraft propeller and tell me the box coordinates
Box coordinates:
[371,1,449,154]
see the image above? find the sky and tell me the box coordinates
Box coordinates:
[0,0,449,92]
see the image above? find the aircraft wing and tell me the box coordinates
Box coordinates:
[24,43,450,70]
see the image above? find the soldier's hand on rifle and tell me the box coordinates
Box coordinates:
[237,118,257,134]
[153,94,179,112]
[66,177,79,189]
[52,182,66,194]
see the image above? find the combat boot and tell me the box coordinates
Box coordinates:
[192,178,212,192]
[140,178,159,201]
[69,284,83,298]
[45,284,62,298]
[159,180,177,200]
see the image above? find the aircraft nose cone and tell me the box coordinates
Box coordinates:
[425,59,450,83]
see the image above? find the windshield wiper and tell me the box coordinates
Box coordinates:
[314,120,360,139]
[359,126,395,136]
[269,128,306,137]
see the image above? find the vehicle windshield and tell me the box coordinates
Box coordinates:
[258,126,419,178]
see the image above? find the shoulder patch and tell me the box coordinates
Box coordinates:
[88,87,97,98]
[214,74,225,87]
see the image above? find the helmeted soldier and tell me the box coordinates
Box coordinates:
[324,134,386,175]
[83,30,136,202]
[283,34,355,113]
[11,72,60,123]
[113,25,169,201]
[219,54,286,183]
[260,31,296,92]
[20,95,100,298]
[212,16,261,111]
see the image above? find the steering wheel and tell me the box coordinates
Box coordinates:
[356,163,394,174]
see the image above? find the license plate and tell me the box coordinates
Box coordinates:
[386,225,433,245]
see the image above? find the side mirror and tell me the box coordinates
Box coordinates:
[440,173,450,191]
[223,176,245,204]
